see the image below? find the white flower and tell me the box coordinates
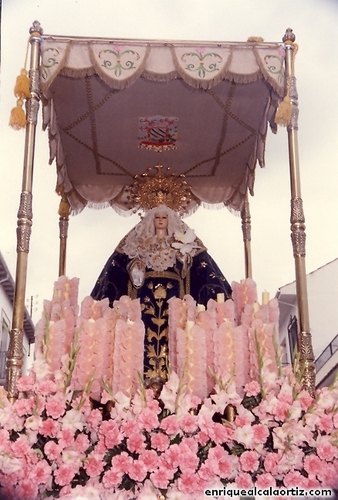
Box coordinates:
[172,228,198,255]
[61,408,85,432]
[32,358,52,381]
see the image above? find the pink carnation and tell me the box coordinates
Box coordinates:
[87,408,103,431]
[177,472,199,493]
[283,470,308,488]
[30,460,52,485]
[13,398,34,417]
[16,478,39,500]
[10,435,31,457]
[179,413,198,434]
[264,452,280,475]
[137,407,159,432]
[127,432,146,453]
[44,440,62,461]
[239,450,260,473]
[255,472,276,488]
[236,471,253,488]
[16,375,35,392]
[139,449,159,471]
[151,432,170,451]
[160,414,180,435]
[177,449,199,473]
[111,451,133,474]
[39,417,59,438]
[54,463,75,486]
[102,469,123,489]
[303,454,325,477]
[45,395,66,419]
[150,467,173,489]
[317,440,336,462]
[252,423,270,444]
[127,459,148,482]
[244,380,261,397]
[84,454,105,477]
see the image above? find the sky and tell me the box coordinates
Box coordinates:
[0,0,338,323]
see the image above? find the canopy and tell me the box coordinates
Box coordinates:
[41,36,286,214]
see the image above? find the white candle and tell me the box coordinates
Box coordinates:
[253,302,260,313]
[262,291,270,305]
[196,304,205,312]
[217,293,225,303]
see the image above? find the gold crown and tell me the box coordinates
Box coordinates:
[130,164,194,214]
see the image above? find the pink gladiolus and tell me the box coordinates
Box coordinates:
[239,450,260,473]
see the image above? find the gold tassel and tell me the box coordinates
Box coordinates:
[275,95,292,127]
[9,99,27,130]
[9,40,31,131]
[14,68,30,99]
[58,197,71,218]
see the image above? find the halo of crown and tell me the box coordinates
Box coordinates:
[130,164,194,214]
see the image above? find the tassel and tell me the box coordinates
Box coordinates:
[275,95,292,127]
[9,99,26,130]
[58,197,71,218]
[14,69,30,99]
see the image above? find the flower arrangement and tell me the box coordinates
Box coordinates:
[1,278,338,499]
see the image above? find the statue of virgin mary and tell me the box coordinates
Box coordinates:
[91,206,231,383]
[91,167,232,384]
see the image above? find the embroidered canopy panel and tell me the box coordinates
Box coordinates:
[41,36,286,214]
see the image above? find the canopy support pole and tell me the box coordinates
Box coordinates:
[58,196,71,276]
[283,29,315,395]
[241,191,252,279]
[6,21,43,400]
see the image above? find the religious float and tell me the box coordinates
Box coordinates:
[2,21,338,499]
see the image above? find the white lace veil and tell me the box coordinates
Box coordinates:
[119,205,201,271]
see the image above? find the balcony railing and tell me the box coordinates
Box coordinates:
[315,333,338,372]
